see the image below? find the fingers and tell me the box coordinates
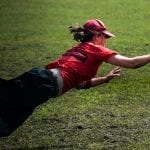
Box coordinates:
[113,66,121,74]
[114,73,121,77]
[106,66,121,79]
[111,66,121,78]
[113,66,121,71]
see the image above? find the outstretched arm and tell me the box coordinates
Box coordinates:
[106,54,150,68]
[76,67,121,89]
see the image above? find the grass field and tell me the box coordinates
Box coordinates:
[0,0,150,149]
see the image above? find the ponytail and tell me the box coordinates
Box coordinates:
[68,24,94,42]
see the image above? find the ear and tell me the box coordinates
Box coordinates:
[92,35,97,41]
[94,34,102,40]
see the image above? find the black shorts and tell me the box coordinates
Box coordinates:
[0,67,59,136]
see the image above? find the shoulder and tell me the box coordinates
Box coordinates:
[83,42,113,52]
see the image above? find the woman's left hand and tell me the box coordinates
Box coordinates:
[106,66,121,80]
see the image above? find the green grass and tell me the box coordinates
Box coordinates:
[0,0,150,149]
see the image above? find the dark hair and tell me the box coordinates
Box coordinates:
[68,25,94,42]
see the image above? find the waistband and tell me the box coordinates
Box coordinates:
[49,68,63,95]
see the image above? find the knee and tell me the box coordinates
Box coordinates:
[0,119,12,137]
[0,129,12,137]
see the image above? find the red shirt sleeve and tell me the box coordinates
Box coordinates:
[96,45,118,61]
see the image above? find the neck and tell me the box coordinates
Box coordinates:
[87,41,104,47]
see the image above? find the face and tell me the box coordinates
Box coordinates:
[94,33,107,46]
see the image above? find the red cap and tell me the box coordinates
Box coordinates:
[83,19,115,38]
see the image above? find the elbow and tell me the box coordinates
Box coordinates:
[130,61,142,69]
[130,65,141,69]
[124,59,140,69]
[127,64,139,69]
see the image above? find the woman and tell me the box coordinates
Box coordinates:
[0,19,149,137]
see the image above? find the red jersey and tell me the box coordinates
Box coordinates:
[45,42,117,94]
